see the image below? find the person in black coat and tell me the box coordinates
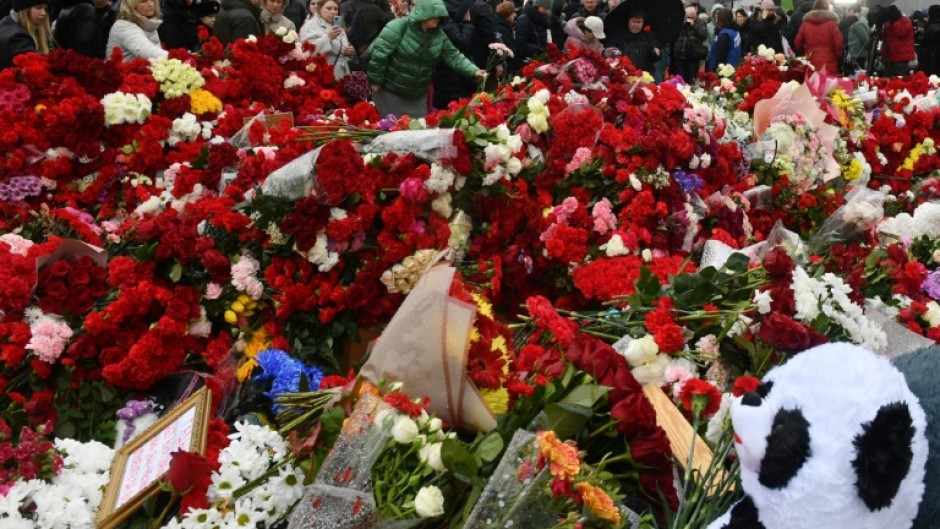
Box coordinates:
[433,0,496,108]
[608,10,658,72]
[513,0,550,68]
[1,0,52,69]
[54,0,109,57]
[341,0,393,59]
[750,0,782,53]
[921,5,940,76]
[159,0,200,50]
[194,0,220,32]
[281,0,305,29]
[785,0,811,44]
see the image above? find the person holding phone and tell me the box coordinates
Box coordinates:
[299,0,355,79]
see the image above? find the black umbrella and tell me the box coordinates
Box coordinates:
[603,0,685,49]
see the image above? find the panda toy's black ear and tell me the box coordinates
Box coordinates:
[758,408,811,489]
[852,402,916,511]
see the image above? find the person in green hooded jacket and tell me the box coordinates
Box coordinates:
[367,0,485,118]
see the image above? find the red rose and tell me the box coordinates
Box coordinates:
[134,219,159,241]
[49,260,72,278]
[758,313,828,352]
[763,247,795,278]
[165,450,213,494]
[69,268,92,286]
[611,392,657,437]
[41,280,69,301]
[732,375,761,397]
[630,429,671,467]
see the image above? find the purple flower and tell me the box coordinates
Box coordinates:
[673,170,703,195]
[923,270,940,301]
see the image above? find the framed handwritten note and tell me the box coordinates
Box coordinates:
[97,387,212,529]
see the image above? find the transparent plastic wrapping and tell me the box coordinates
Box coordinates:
[361,129,457,161]
[360,265,497,432]
[260,146,324,200]
[462,430,557,529]
[287,392,399,529]
[229,111,266,151]
[700,221,804,270]
[809,186,886,252]
[864,300,936,359]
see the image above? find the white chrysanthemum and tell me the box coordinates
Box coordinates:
[602,234,629,257]
[425,163,455,194]
[101,91,152,126]
[752,289,773,314]
[306,231,340,272]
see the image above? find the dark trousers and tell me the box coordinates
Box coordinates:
[673,58,700,84]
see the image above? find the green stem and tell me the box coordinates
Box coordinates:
[232,458,293,500]
[150,492,179,529]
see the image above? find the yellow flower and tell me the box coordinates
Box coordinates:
[577,482,621,524]
[236,359,258,382]
[189,89,223,115]
[224,310,238,324]
[244,328,271,360]
[537,431,580,481]
[34,104,46,112]
[481,388,509,415]
[901,143,924,172]
[842,158,862,181]
[470,292,494,320]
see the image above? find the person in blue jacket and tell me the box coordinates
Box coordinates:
[708,7,741,72]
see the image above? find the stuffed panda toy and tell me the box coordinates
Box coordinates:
[706,342,939,529]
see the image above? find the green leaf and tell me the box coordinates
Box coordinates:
[724,253,750,275]
[441,439,481,483]
[542,403,592,439]
[55,420,76,439]
[474,432,504,463]
[559,384,609,409]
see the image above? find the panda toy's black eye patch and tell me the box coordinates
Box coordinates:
[722,496,767,529]
[756,381,773,398]
[758,408,811,489]
[852,402,915,512]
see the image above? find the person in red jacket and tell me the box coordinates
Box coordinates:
[794,0,842,74]
[883,5,916,76]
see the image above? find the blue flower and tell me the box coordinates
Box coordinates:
[673,170,703,195]
[254,349,325,411]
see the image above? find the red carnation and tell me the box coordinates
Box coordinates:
[758,313,828,352]
[732,375,761,397]
[679,378,722,419]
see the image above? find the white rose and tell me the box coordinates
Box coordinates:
[427,417,442,433]
[623,335,659,367]
[933,249,940,263]
[505,157,523,175]
[924,301,940,328]
[391,416,419,444]
[631,354,669,386]
[414,486,445,518]
[419,442,445,471]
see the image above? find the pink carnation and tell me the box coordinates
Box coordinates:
[0,234,34,256]
[231,254,263,300]
[591,198,618,235]
[27,318,74,364]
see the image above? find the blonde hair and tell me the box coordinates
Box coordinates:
[119,0,163,27]
[17,8,52,54]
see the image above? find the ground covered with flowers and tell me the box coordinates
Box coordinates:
[1,36,940,529]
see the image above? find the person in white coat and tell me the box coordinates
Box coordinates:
[299,0,354,79]
[106,0,168,60]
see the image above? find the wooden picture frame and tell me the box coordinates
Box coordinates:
[96,387,212,529]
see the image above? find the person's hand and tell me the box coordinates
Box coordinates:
[473,70,487,79]
[371,84,381,92]
[343,44,355,56]
[328,26,343,40]
[463,9,471,21]
[495,64,504,77]
[653,47,661,57]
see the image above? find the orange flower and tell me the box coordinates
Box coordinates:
[577,482,621,524]
[536,431,580,481]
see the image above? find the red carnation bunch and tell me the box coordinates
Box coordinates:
[679,378,722,419]
[315,140,364,206]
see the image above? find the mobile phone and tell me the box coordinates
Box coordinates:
[334,15,343,27]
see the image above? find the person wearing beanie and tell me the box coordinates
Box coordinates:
[194,0,221,30]
[107,0,169,60]
[750,0,783,53]
[0,0,52,69]
[513,0,551,68]
[564,15,604,53]
[921,4,940,76]
[54,0,110,58]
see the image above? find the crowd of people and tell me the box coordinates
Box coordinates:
[0,0,935,117]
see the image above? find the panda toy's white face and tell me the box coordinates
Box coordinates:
[707,343,929,529]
